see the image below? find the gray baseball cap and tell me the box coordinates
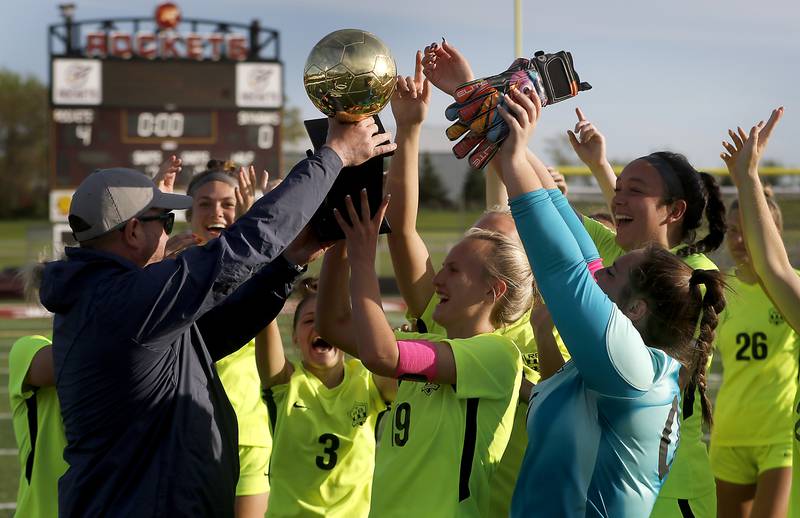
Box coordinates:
[69,168,193,242]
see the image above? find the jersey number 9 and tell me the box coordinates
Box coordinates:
[392,402,411,447]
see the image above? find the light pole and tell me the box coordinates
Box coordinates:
[58,3,77,55]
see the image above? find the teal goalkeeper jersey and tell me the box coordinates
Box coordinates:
[510,190,681,517]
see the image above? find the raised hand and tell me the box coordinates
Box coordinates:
[496,88,542,165]
[566,108,606,168]
[235,165,260,218]
[154,155,182,193]
[333,189,391,268]
[421,38,474,97]
[721,107,784,184]
[283,225,331,266]
[165,231,201,258]
[494,88,543,198]
[390,50,431,127]
[325,117,397,167]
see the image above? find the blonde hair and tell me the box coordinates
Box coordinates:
[463,228,535,327]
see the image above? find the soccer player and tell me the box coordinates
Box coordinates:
[396,50,567,514]
[317,192,533,517]
[495,87,726,517]
[710,190,798,517]
[720,107,800,518]
[258,278,395,517]
[568,109,726,518]
[9,335,67,518]
[183,162,273,518]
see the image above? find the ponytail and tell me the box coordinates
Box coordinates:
[644,152,727,257]
[679,173,726,257]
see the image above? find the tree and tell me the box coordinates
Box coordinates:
[419,152,452,209]
[280,104,306,147]
[544,134,578,168]
[461,166,484,209]
[0,69,48,218]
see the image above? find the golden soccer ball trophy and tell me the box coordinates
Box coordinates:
[303,29,397,122]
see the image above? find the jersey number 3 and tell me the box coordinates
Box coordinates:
[316,433,340,470]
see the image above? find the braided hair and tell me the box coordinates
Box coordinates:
[620,245,727,426]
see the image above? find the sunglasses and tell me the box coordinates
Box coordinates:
[138,212,175,235]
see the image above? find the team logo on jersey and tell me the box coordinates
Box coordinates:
[350,403,368,427]
[522,352,540,371]
[769,308,785,326]
[421,383,440,395]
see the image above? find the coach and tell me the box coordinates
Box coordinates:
[39,119,394,517]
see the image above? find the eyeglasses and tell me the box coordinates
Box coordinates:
[138,212,175,235]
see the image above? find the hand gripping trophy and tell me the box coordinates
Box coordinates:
[302,29,397,240]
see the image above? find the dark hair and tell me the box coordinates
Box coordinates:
[621,245,726,426]
[292,277,319,333]
[646,152,727,257]
[729,185,783,233]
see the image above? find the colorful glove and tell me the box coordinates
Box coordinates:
[444,51,591,169]
[444,58,546,169]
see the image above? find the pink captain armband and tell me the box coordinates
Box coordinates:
[396,340,439,382]
[587,258,604,281]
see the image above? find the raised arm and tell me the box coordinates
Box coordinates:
[385,53,436,317]
[316,242,360,357]
[721,107,800,330]
[255,320,293,389]
[495,89,656,397]
[98,120,396,345]
[567,108,616,212]
[196,223,331,361]
[334,191,458,384]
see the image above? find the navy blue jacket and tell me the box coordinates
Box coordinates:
[40,148,343,517]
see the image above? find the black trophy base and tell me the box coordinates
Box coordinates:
[304,115,392,242]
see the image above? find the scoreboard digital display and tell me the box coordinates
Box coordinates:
[48,4,283,192]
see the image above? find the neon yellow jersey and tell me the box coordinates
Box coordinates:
[791,385,800,518]
[216,339,271,448]
[369,331,522,518]
[413,291,571,515]
[583,215,718,499]
[712,270,800,446]
[9,335,68,518]
[263,359,387,518]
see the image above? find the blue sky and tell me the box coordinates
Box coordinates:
[2,0,798,167]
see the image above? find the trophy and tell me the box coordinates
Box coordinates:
[303,29,396,241]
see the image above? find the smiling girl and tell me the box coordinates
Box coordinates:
[710,191,798,518]
[316,191,532,517]
[493,87,726,517]
[185,161,272,518]
[569,110,726,518]
[258,278,395,517]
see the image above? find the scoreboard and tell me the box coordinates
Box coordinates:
[48,3,283,192]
